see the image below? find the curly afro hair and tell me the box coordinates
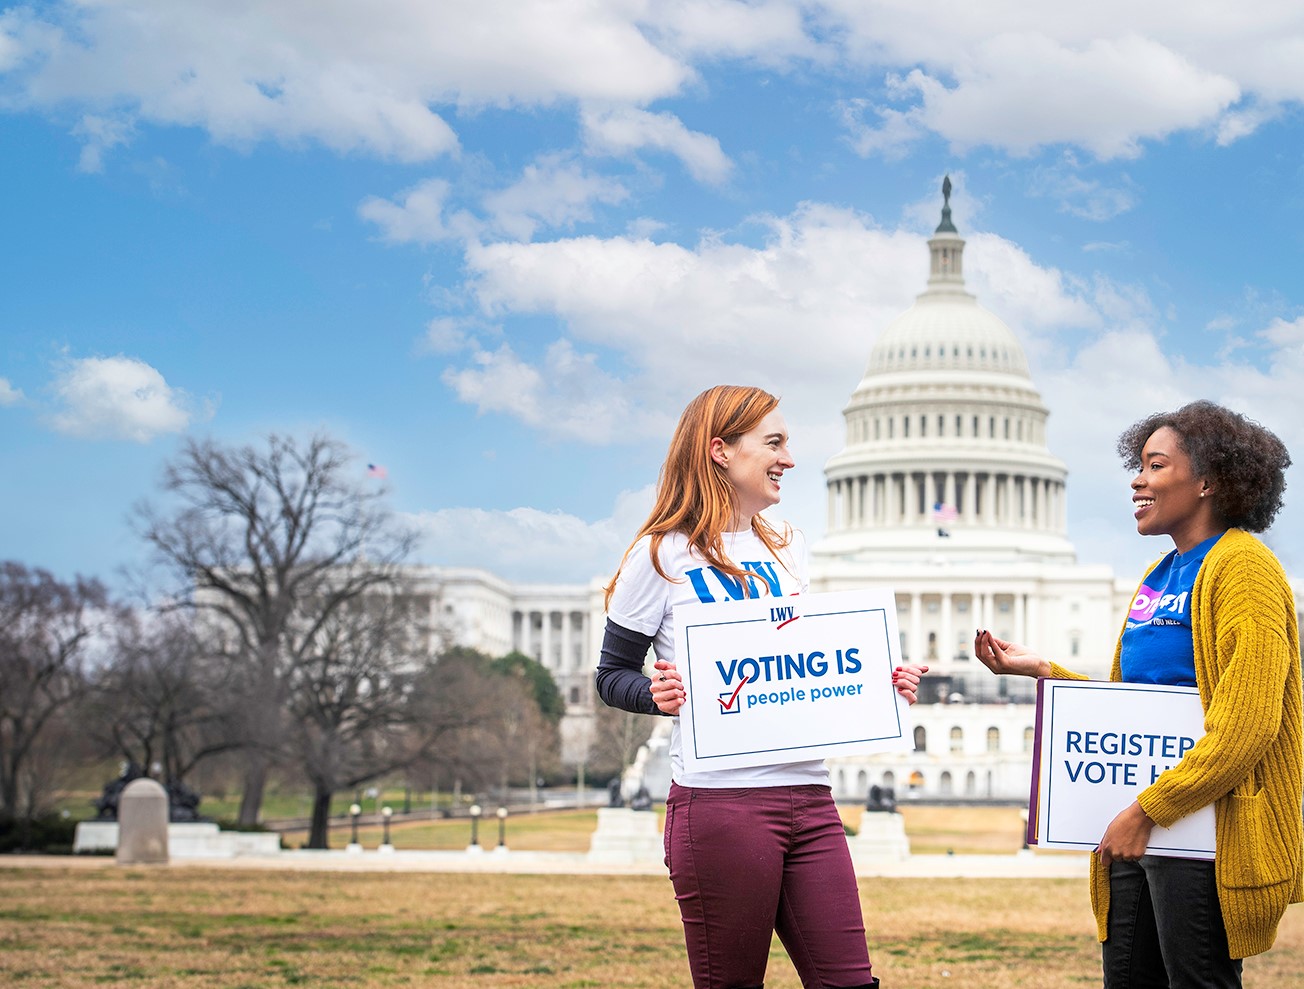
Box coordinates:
[1117,400,1291,533]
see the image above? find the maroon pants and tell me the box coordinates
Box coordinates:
[664,782,875,989]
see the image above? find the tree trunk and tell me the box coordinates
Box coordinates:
[307,787,334,849]
[237,756,269,827]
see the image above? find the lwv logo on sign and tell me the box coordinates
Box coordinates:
[769,604,799,629]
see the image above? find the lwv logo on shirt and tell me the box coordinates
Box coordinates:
[684,562,783,603]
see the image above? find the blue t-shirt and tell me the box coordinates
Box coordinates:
[1119,532,1224,686]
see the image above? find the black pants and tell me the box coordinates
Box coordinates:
[1103,856,1242,988]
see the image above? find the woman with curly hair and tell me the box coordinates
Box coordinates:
[596,384,927,989]
[975,400,1302,988]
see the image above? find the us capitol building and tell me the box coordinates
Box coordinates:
[415,181,1304,803]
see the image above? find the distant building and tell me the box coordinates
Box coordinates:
[419,180,1304,802]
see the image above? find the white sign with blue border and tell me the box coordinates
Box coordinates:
[1029,679,1215,859]
[673,588,910,774]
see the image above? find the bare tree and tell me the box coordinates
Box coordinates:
[83,611,242,805]
[135,433,414,825]
[589,703,655,786]
[288,588,431,848]
[0,562,112,819]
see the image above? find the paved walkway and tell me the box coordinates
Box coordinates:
[1,848,1089,879]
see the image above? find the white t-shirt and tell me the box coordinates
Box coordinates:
[607,524,829,788]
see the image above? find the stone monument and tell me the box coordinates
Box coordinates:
[116,778,169,865]
[586,806,664,866]
[848,785,910,865]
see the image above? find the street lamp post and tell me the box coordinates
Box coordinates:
[496,806,508,851]
[379,805,395,854]
[467,804,483,853]
[347,803,363,853]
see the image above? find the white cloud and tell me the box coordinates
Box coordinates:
[872,35,1238,160]
[483,153,629,241]
[407,485,655,582]
[839,98,921,160]
[49,355,192,442]
[1215,102,1281,146]
[2,1,691,163]
[964,233,1100,336]
[582,106,733,184]
[71,113,134,173]
[1026,154,1138,221]
[422,317,478,354]
[458,203,1098,423]
[0,377,24,405]
[442,338,644,444]
[358,178,456,244]
[1261,315,1304,349]
[825,5,1304,157]
[649,0,814,62]
[7,2,1304,180]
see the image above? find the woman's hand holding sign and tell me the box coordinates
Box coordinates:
[891,665,929,705]
[1096,800,1157,866]
[650,660,685,715]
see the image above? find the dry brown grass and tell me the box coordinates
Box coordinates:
[2,864,1301,988]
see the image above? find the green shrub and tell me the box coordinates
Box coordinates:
[212,818,273,833]
[0,812,80,853]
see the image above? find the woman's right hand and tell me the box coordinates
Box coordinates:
[650,660,685,715]
[973,629,1051,679]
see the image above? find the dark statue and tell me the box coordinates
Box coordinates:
[93,762,207,823]
[865,784,897,813]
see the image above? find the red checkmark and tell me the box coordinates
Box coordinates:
[718,675,750,711]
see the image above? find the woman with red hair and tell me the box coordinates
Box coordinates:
[598,384,926,989]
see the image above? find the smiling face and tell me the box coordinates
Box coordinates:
[712,408,794,530]
[1131,426,1222,552]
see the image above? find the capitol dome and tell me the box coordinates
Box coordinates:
[815,177,1075,565]
[867,292,1030,379]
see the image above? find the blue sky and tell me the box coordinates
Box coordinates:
[3,2,1304,593]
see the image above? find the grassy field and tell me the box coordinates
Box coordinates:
[3,866,1302,988]
[6,805,1304,987]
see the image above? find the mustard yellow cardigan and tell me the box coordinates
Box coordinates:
[1049,528,1303,959]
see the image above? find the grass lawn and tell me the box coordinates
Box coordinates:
[2,866,1301,988]
[21,802,1303,986]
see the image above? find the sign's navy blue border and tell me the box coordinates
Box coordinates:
[681,606,905,763]
[1035,680,1215,857]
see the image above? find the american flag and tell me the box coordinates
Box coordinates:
[932,502,959,523]
[366,463,388,479]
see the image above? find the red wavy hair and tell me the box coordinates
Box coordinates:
[604,384,794,609]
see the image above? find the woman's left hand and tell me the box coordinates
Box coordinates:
[650,660,685,715]
[892,664,929,706]
[1096,801,1155,867]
